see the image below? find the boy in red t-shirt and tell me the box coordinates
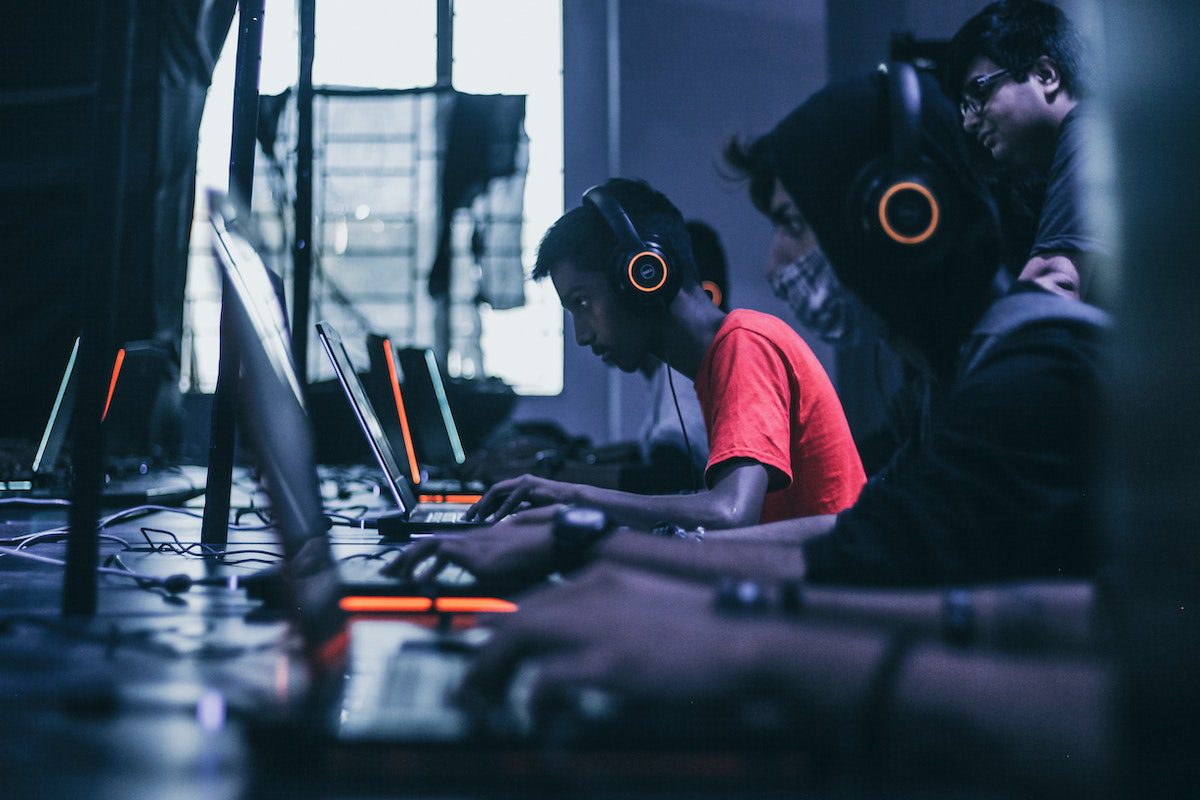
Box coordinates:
[460,178,864,530]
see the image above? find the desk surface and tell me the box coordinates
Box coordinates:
[0,486,394,800]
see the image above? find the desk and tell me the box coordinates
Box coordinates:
[0,492,395,800]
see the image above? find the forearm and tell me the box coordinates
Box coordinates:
[593,530,808,583]
[570,483,758,530]
[703,513,837,544]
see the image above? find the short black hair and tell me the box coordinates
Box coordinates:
[533,178,697,285]
[945,0,1089,100]
[722,134,777,218]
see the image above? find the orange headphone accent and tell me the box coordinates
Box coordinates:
[701,280,723,308]
[878,181,940,245]
[627,250,669,293]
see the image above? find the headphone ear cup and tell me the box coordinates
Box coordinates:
[847,156,954,268]
[613,237,680,306]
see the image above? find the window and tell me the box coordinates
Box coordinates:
[184,1,563,395]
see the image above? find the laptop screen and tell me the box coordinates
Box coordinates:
[30,338,146,476]
[209,189,346,653]
[315,322,419,514]
[31,337,80,475]
[364,333,421,484]
[395,347,467,468]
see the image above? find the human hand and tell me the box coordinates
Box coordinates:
[460,565,805,717]
[383,505,562,584]
[464,475,580,522]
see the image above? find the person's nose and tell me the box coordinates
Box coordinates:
[765,229,800,282]
[962,107,982,133]
[573,314,594,347]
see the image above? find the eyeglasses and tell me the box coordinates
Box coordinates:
[959,68,1011,118]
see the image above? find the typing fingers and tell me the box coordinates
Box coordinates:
[464,479,518,521]
[381,537,443,578]
[488,485,533,522]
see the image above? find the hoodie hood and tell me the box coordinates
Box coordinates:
[767,69,1001,374]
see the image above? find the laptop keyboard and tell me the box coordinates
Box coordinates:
[336,550,475,587]
[411,508,467,524]
[337,622,483,740]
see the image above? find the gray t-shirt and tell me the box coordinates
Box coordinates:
[1030,106,1107,259]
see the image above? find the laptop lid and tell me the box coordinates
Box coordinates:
[209,189,346,658]
[364,333,423,485]
[315,322,420,515]
[31,336,81,475]
[395,347,466,468]
[31,338,136,476]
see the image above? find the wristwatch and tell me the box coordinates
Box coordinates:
[551,505,613,573]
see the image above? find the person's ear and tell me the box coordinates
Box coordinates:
[1033,55,1063,98]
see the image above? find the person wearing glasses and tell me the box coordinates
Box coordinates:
[946,0,1102,301]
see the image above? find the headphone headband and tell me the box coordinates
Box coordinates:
[583,185,646,254]
[883,61,922,170]
[845,61,949,259]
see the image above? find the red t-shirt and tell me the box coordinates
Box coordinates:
[694,309,865,523]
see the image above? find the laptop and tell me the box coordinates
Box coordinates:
[210,187,520,746]
[315,321,485,537]
[0,336,204,506]
[363,333,484,501]
[209,192,500,600]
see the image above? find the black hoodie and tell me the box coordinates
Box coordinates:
[765,70,1106,584]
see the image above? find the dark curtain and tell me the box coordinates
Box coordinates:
[0,0,235,441]
[428,93,527,300]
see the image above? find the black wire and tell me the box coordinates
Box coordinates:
[661,313,701,492]
[339,547,405,563]
[138,527,282,564]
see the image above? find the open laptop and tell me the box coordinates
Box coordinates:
[363,333,484,501]
[315,321,485,537]
[0,336,204,506]
[211,188,519,751]
[209,191,516,600]
[364,336,465,469]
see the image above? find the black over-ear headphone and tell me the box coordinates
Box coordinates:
[583,185,681,306]
[847,61,955,264]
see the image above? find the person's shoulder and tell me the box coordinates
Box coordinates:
[718,309,801,341]
[967,287,1107,378]
[1052,104,1092,166]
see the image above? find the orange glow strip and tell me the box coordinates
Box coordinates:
[339,596,518,614]
[418,493,484,504]
[341,596,432,613]
[434,597,518,613]
[101,348,125,422]
[382,338,422,484]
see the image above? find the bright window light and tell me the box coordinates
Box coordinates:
[454,0,564,395]
[186,2,563,396]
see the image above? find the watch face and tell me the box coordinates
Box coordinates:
[555,506,610,548]
[563,506,607,530]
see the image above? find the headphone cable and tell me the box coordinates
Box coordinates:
[662,320,701,492]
